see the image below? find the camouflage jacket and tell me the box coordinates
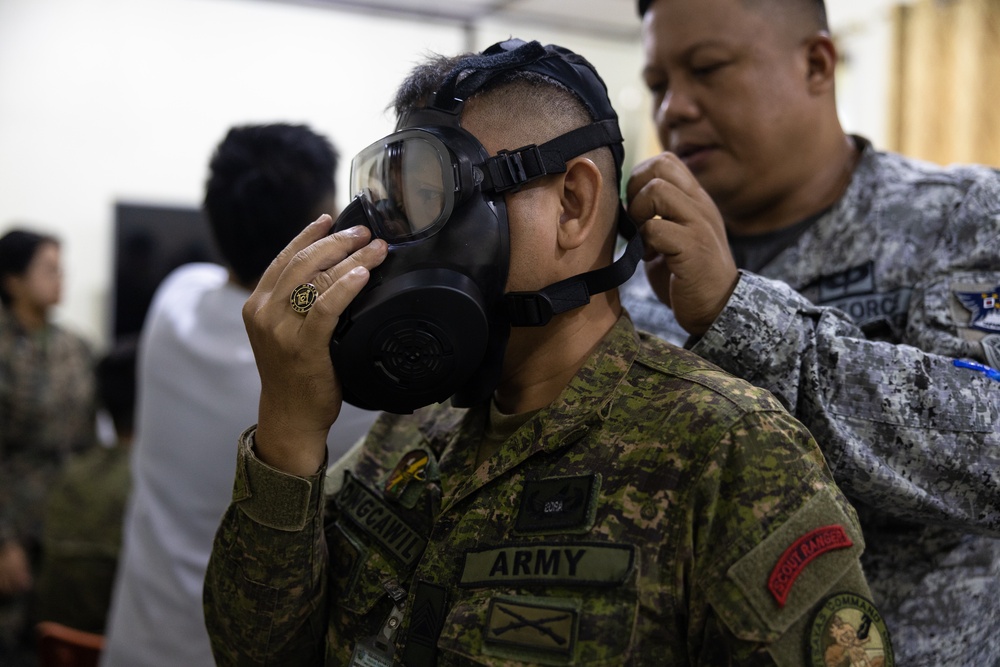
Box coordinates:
[621,137,1000,663]
[0,308,97,546]
[33,443,130,633]
[623,137,1000,534]
[205,316,888,666]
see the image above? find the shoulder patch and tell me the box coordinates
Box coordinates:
[721,489,864,637]
[956,285,1000,333]
[768,525,853,607]
[808,592,893,667]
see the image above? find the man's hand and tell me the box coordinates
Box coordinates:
[242,215,388,476]
[626,153,739,336]
[0,541,32,597]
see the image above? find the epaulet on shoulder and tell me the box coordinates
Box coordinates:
[635,331,785,414]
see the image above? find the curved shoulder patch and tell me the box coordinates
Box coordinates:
[808,593,894,667]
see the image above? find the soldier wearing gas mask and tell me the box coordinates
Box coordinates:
[204,40,888,666]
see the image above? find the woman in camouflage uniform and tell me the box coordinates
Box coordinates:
[0,228,97,663]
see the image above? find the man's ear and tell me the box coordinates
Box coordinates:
[804,33,838,95]
[557,157,603,251]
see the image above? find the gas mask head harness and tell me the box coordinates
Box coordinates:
[330,38,643,414]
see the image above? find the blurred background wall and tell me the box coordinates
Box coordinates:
[2,0,991,351]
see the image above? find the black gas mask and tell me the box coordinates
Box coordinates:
[329,39,643,414]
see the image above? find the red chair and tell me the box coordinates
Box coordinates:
[35,621,104,667]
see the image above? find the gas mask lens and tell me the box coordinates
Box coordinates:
[350,131,456,243]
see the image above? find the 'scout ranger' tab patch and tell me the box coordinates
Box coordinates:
[514,473,599,534]
[460,542,633,588]
[336,472,427,567]
[484,597,578,658]
[768,525,853,607]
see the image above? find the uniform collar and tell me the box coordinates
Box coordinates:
[437,313,640,513]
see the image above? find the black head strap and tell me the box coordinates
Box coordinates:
[505,204,644,327]
[435,39,625,184]
[480,120,624,194]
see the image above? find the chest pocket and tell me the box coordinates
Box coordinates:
[326,472,431,622]
[434,543,639,665]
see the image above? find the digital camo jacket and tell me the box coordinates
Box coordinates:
[621,137,1000,664]
[0,308,96,547]
[205,316,889,666]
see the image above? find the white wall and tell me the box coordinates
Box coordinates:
[0,0,905,349]
[0,0,464,346]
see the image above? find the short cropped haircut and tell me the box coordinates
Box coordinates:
[391,54,620,209]
[203,124,338,286]
[0,228,59,306]
[637,0,828,32]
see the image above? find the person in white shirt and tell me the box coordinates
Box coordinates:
[101,124,379,667]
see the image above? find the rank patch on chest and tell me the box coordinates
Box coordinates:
[484,598,578,657]
[768,525,853,607]
[460,542,633,587]
[956,286,1000,333]
[808,592,893,667]
[514,474,599,534]
[336,473,427,567]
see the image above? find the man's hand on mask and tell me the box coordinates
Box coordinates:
[242,215,388,477]
[626,152,739,336]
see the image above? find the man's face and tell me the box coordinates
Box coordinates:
[642,0,817,216]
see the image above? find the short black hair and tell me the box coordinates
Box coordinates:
[637,0,829,31]
[203,124,338,286]
[0,228,59,306]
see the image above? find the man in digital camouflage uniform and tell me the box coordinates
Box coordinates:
[624,0,1000,664]
[204,40,891,666]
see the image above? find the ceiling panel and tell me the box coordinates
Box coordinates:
[277,0,642,41]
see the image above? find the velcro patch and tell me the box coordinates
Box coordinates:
[485,598,578,656]
[336,473,426,567]
[460,543,633,587]
[768,525,853,607]
[402,581,447,667]
[808,592,893,666]
[514,474,598,533]
[955,285,1000,333]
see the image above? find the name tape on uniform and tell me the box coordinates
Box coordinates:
[460,543,633,587]
[337,473,427,567]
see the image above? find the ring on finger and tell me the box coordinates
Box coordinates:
[290,283,319,314]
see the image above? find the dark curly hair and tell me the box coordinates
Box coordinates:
[203,124,338,286]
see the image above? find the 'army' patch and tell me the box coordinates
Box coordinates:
[484,598,578,657]
[514,474,599,534]
[768,525,853,607]
[808,592,893,667]
[460,542,633,587]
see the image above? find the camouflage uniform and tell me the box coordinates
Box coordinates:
[0,308,97,658]
[622,136,1000,665]
[33,443,130,634]
[205,315,888,666]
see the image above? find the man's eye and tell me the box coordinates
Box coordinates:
[645,79,668,96]
[691,62,725,78]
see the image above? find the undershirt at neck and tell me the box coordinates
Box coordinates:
[475,400,540,468]
[727,205,831,273]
